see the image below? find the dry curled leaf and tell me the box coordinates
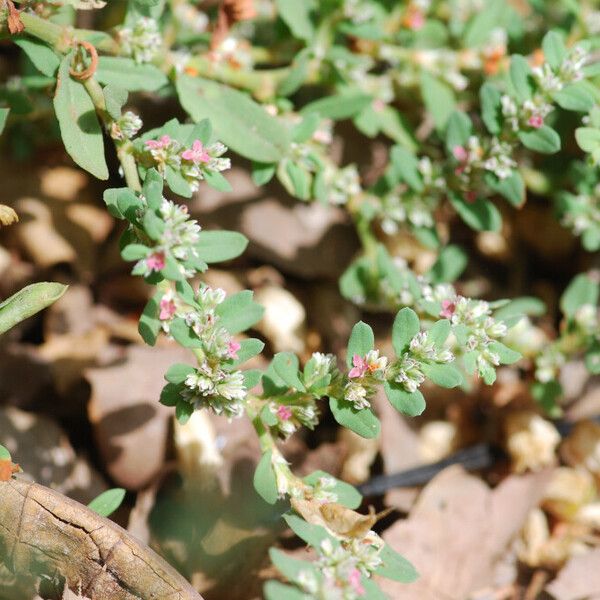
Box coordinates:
[380,466,551,599]
[0,458,20,481]
[0,204,18,226]
[5,0,23,34]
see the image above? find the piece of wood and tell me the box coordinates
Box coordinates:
[0,478,202,600]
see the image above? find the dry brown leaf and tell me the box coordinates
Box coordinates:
[379,465,551,600]
[545,547,600,600]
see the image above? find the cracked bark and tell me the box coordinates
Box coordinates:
[0,478,202,600]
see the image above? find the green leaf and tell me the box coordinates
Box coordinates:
[585,340,600,374]
[165,166,192,198]
[392,307,420,356]
[278,48,311,97]
[252,161,276,186]
[346,321,374,368]
[196,230,248,263]
[450,193,502,232]
[121,243,149,261]
[159,383,180,407]
[554,82,594,112]
[389,145,423,192]
[560,274,599,318]
[510,55,534,102]
[0,445,11,461]
[103,84,128,120]
[175,400,194,424]
[445,111,472,154]
[421,362,463,388]
[464,1,507,48]
[542,30,566,70]
[263,581,306,600]
[96,57,168,92]
[185,119,212,146]
[169,317,203,348]
[204,170,232,193]
[243,369,263,390]
[269,548,317,584]
[226,338,264,368]
[375,544,419,583]
[87,488,126,518]
[272,352,306,392]
[428,319,451,348]
[216,290,265,334]
[575,127,600,153]
[480,82,502,135]
[303,471,362,509]
[488,341,522,365]
[494,297,546,321]
[0,108,8,136]
[284,513,335,548]
[532,381,563,417]
[284,161,311,200]
[301,93,372,121]
[15,38,60,77]
[142,168,164,209]
[420,72,456,131]
[329,397,380,439]
[54,55,108,180]
[165,363,196,384]
[486,170,525,207]
[138,292,161,346]
[383,382,426,416]
[0,282,67,335]
[518,125,561,154]
[428,244,467,283]
[254,450,279,504]
[275,0,314,41]
[176,75,290,163]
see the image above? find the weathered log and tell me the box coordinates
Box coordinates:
[0,478,203,600]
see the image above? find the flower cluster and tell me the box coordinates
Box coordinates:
[267,399,319,438]
[131,197,203,279]
[453,135,517,186]
[325,164,362,206]
[161,285,250,419]
[344,350,387,409]
[297,535,384,600]
[110,111,143,141]
[560,187,600,252]
[143,135,230,192]
[391,331,453,393]
[117,17,162,64]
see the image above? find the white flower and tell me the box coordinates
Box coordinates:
[344,382,370,410]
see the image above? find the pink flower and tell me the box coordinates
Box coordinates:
[348,354,368,378]
[372,99,386,113]
[159,296,177,320]
[145,135,171,150]
[348,568,365,595]
[227,340,241,360]
[181,140,210,164]
[453,145,468,162]
[528,115,544,129]
[440,299,456,319]
[406,11,425,31]
[277,405,293,421]
[146,252,165,272]
[464,190,477,204]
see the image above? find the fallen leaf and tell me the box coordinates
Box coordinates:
[545,547,600,600]
[379,465,551,599]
